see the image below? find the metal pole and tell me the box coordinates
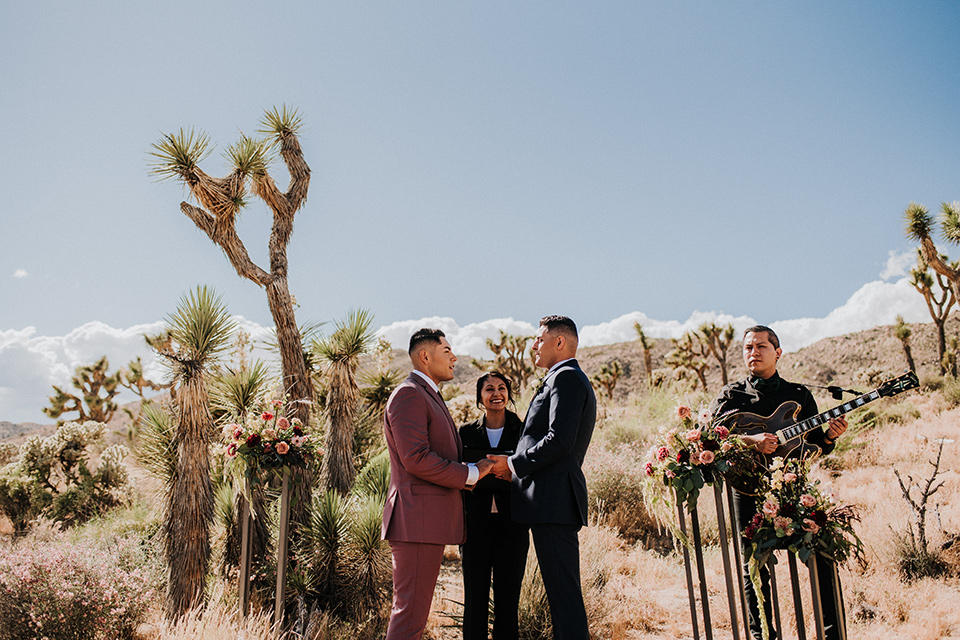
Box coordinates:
[677,504,701,639]
[238,494,253,616]
[713,483,741,640]
[690,506,714,640]
[273,468,291,635]
[787,553,806,640]
[769,557,783,639]
[726,484,750,638]
[808,556,825,640]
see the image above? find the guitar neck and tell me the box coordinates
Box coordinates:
[776,390,881,444]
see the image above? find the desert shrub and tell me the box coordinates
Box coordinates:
[0,422,131,531]
[0,537,154,640]
[941,375,960,407]
[920,373,944,392]
[583,444,670,549]
[893,530,950,581]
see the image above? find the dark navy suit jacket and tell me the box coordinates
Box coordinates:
[509,359,597,526]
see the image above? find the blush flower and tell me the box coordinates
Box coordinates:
[714,425,730,439]
[762,500,779,517]
[800,494,817,508]
[665,469,676,479]
[277,417,290,430]
[685,429,701,442]
[291,435,305,447]
[263,428,277,440]
[802,518,820,533]
[774,516,793,534]
[699,450,716,464]
[721,441,733,452]
[275,441,290,454]
[783,472,798,483]
[676,406,693,421]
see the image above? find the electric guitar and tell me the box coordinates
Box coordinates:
[719,371,919,490]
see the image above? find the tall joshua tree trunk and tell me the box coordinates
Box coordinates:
[152,107,317,523]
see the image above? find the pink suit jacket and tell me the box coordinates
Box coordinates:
[382,373,470,544]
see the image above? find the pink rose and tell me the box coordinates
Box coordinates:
[676,406,693,421]
[261,411,274,421]
[656,446,670,461]
[714,425,730,439]
[802,518,820,534]
[800,494,817,508]
[276,441,290,455]
[783,472,798,483]
[277,417,290,430]
[644,462,654,477]
[762,500,779,517]
[774,516,793,533]
[699,450,715,464]
[263,428,277,440]
[685,429,701,442]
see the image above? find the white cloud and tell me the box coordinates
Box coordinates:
[0,275,936,423]
[12,269,27,279]
[879,249,916,281]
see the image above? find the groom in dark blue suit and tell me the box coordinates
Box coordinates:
[488,315,597,640]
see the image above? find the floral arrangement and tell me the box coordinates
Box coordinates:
[642,405,757,514]
[741,456,864,568]
[222,400,319,472]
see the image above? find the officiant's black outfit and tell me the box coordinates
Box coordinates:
[712,373,846,640]
[459,411,529,640]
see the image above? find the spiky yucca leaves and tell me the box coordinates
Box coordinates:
[909,248,958,374]
[135,400,178,486]
[295,489,390,626]
[210,361,271,421]
[352,450,390,503]
[313,310,376,495]
[904,201,933,242]
[359,368,403,418]
[149,128,212,183]
[153,286,236,619]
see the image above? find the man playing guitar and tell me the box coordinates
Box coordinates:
[711,325,848,640]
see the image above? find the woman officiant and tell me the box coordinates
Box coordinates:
[459,372,529,640]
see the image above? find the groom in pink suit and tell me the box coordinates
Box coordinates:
[382,328,494,640]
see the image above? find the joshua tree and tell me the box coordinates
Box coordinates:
[592,360,623,400]
[43,356,121,425]
[666,332,710,391]
[904,201,960,302]
[893,315,917,374]
[150,107,315,433]
[633,322,654,386]
[313,310,376,495]
[909,249,957,374]
[472,330,535,392]
[150,286,236,618]
[697,322,736,386]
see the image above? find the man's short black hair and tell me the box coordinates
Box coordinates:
[408,328,446,357]
[539,315,578,340]
[743,325,780,350]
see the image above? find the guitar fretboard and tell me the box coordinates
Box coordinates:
[777,390,881,444]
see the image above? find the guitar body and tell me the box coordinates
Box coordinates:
[721,401,825,468]
[719,401,825,494]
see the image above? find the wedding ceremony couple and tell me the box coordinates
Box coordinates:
[379,317,849,640]
[381,315,595,640]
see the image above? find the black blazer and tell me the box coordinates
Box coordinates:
[460,410,525,528]
[509,359,597,526]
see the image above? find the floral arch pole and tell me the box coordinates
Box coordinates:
[643,407,863,640]
[224,405,318,631]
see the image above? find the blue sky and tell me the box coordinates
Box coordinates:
[1,2,959,422]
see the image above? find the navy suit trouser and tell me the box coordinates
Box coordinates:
[530,523,589,640]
